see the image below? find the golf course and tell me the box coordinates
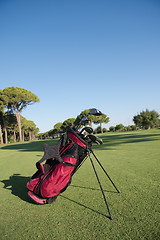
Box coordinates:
[0,129,159,240]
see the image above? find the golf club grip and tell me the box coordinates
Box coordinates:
[88,135,103,144]
[95,136,103,144]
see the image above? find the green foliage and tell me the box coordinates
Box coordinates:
[4,113,17,142]
[0,89,9,112]
[3,87,40,112]
[74,109,90,126]
[93,126,101,134]
[93,113,109,125]
[115,124,124,131]
[103,127,108,133]
[109,125,138,132]
[21,117,39,140]
[124,125,132,131]
[74,109,109,134]
[61,118,76,132]
[6,113,17,127]
[133,109,159,129]
[130,125,138,131]
[0,87,40,143]
[0,89,10,144]
[109,126,115,132]
[93,113,109,133]
[2,87,40,142]
[54,122,63,131]
[51,123,63,137]
[94,127,108,134]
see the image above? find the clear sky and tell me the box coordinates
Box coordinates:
[0,0,160,133]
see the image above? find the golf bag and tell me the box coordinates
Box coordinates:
[27,127,89,204]
[27,108,119,219]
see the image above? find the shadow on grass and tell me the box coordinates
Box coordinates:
[0,139,58,152]
[101,132,160,143]
[1,174,113,218]
[61,183,120,219]
[1,174,31,203]
[60,195,111,219]
[1,132,159,152]
[93,132,160,150]
[70,184,118,193]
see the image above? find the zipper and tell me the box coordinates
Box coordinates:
[38,163,58,198]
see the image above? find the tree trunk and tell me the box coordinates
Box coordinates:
[89,121,93,128]
[100,123,103,134]
[15,112,22,142]
[4,126,8,144]
[13,129,16,143]
[29,130,32,141]
[0,112,8,144]
[2,116,8,144]
[0,124,3,144]
[22,131,24,142]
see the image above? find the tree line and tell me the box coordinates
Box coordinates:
[0,87,159,144]
[38,109,110,139]
[38,109,160,139]
[0,87,39,144]
[108,110,160,132]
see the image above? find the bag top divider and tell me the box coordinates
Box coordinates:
[67,127,88,148]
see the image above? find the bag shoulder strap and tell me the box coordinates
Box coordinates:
[38,140,63,164]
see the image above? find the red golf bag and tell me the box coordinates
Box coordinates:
[27,127,89,204]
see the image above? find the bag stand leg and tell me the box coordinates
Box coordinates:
[87,149,120,220]
[90,149,120,193]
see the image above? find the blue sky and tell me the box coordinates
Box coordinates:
[0,0,160,133]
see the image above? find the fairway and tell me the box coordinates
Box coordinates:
[0,130,159,240]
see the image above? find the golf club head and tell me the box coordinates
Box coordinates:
[84,127,93,134]
[89,108,102,116]
[88,134,103,144]
[80,126,93,134]
[80,116,89,123]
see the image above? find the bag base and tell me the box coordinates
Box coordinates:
[28,191,58,205]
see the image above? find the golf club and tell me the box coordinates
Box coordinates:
[87,134,103,144]
[80,126,93,134]
[75,108,102,132]
[89,108,102,116]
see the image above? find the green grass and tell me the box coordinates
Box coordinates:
[0,130,159,240]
